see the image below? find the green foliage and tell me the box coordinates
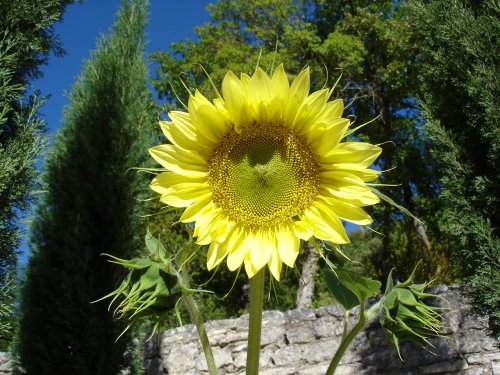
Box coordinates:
[16,0,156,373]
[325,267,381,308]
[406,0,500,320]
[0,276,15,351]
[315,0,453,285]
[151,0,453,306]
[0,0,75,350]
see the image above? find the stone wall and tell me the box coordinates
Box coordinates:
[0,352,11,375]
[145,285,499,375]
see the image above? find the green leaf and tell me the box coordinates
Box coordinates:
[330,267,381,303]
[323,269,359,310]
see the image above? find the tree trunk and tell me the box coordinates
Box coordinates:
[402,179,431,251]
[296,242,318,308]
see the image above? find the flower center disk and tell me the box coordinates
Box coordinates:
[208,123,319,227]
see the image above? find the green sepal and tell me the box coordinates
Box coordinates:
[380,262,445,359]
[145,228,169,263]
[369,187,420,222]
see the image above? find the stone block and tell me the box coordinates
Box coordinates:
[397,336,457,367]
[233,345,274,369]
[195,346,232,372]
[313,316,338,338]
[303,339,340,364]
[442,308,462,335]
[463,365,493,375]
[271,345,303,366]
[297,363,328,375]
[217,329,249,346]
[262,310,286,325]
[164,342,199,373]
[232,351,246,369]
[461,310,490,330]
[0,352,11,373]
[493,360,500,375]
[418,358,468,373]
[467,352,500,365]
[261,323,286,346]
[286,325,316,344]
[458,329,496,353]
[316,304,344,318]
[260,366,296,375]
[284,307,316,323]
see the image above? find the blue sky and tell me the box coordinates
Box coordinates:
[19,0,212,264]
[36,0,212,134]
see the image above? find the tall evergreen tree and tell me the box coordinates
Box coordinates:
[0,0,74,351]
[407,0,499,321]
[17,0,155,373]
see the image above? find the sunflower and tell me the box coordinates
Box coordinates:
[149,65,381,280]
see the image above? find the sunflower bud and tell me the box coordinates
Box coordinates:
[380,264,444,358]
[96,230,181,338]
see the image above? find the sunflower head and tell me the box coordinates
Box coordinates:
[149,65,381,280]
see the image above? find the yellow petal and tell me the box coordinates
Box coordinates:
[249,68,272,107]
[166,113,210,154]
[149,145,208,177]
[267,246,283,281]
[195,207,224,245]
[322,98,344,119]
[303,201,350,244]
[179,193,213,222]
[188,91,228,144]
[319,197,373,225]
[271,64,289,103]
[244,254,259,278]
[226,227,248,271]
[319,183,380,206]
[169,111,197,142]
[160,185,211,207]
[207,238,231,271]
[323,142,382,167]
[150,172,197,194]
[294,220,313,240]
[324,164,381,182]
[285,67,310,126]
[292,89,329,134]
[289,67,310,102]
[308,118,350,155]
[222,71,249,126]
[249,230,273,273]
[277,224,300,268]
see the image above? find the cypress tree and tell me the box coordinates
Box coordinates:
[0,0,73,350]
[17,0,155,373]
[407,0,499,321]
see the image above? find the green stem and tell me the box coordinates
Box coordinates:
[342,310,349,341]
[179,259,218,375]
[325,300,382,375]
[246,269,265,375]
[183,294,218,375]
